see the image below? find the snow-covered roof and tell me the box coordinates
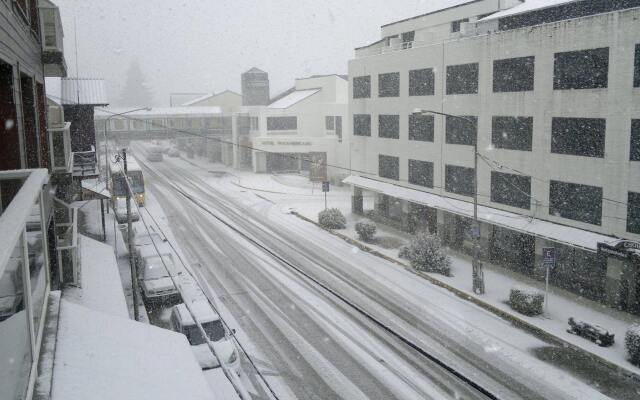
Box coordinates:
[50,300,213,400]
[95,106,222,118]
[344,175,617,252]
[381,0,481,27]
[479,0,574,21]
[46,77,109,105]
[182,93,214,106]
[268,89,320,109]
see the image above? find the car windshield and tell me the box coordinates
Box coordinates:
[201,319,225,342]
[143,259,169,280]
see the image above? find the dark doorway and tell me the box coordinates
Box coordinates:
[0,61,21,171]
[408,203,437,234]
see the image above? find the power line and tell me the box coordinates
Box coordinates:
[112,157,279,400]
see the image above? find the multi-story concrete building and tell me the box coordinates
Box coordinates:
[248,74,349,181]
[347,0,640,313]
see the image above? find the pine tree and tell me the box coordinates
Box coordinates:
[118,60,153,107]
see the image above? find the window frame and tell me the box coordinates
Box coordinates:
[408,159,434,188]
[553,47,609,90]
[490,171,531,210]
[409,68,435,96]
[446,63,479,95]
[491,116,533,151]
[408,114,434,142]
[353,114,371,137]
[549,180,603,225]
[493,56,535,92]
[378,154,400,181]
[551,117,606,158]
[378,114,399,139]
[353,75,371,99]
[378,72,400,98]
[445,115,477,146]
[445,164,475,197]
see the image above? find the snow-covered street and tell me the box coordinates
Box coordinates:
[131,145,635,400]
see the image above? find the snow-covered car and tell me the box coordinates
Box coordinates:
[139,253,181,306]
[0,258,23,321]
[113,197,140,224]
[170,301,240,374]
[146,145,164,162]
[168,148,180,157]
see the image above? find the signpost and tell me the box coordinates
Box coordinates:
[542,247,556,313]
[322,181,329,209]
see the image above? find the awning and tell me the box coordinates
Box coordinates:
[81,179,110,200]
[344,175,617,252]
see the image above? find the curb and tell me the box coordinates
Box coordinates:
[290,211,640,382]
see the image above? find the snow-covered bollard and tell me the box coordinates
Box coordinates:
[318,208,346,229]
[509,286,544,316]
[626,324,640,366]
[355,220,376,242]
[403,231,451,276]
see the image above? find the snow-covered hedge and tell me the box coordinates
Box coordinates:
[403,231,451,276]
[626,324,640,366]
[355,220,376,242]
[509,287,544,316]
[398,245,411,259]
[318,208,346,229]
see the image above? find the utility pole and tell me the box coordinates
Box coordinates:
[123,149,140,320]
[414,109,485,294]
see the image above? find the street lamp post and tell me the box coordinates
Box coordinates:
[413,109,485,294]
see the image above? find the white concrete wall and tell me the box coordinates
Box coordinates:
[348,7,640,241]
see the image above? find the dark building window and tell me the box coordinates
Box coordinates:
[353,76,371,98]
[325,116,335,130]
[353,114,371,136]
[378,72,400,97]
[493,56,535,92]
[266,116,297,130]
[335,116,342,142]
[446,115,477,145]
[551,117,605,158]
[378,114,399,139]
[409,114,434,142]
[549,180,602,225]
[492,116,533,151]
[445,165,475,197]
[635,44,640,88]
[408,159,434,188]
[451,18,468,32]
[401,31,415,43]
[379,154,399,180]
[628,192,640,234]
[409,68,435,96]
[553,48,609,90]
[446,63,478,95]
[491,171,531,209]
[632,119,640,161]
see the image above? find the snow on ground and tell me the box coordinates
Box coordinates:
[63,235,129,318]
[171,153,640,376]
[51,299,213,400]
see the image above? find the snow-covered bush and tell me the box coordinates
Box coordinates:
[398,245,411,259]
[625,324,640,366]
[318,208,346,229]
[355,220,376,242]
[403,231,451,276]
[509,287,544,316]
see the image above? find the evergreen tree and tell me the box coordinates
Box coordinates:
[119,60,153,107]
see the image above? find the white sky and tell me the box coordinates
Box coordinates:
[54,0,468,106]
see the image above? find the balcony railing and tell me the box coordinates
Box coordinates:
[53,198,78,285]
[72,148,99,178]
[0,169,51,400]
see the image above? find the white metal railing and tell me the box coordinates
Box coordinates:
[54,198,78,285]
[356,40,429,57]
[0,169,50,400]
[48,123,72,174]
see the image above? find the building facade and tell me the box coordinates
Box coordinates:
[347,0,640,313]
[248,74,350,182]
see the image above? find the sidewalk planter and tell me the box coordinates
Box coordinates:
[318,208,346,229]
[626,324,640,366]
[567,317,615,347]
[355,220,376,242]
[509,287,544,316]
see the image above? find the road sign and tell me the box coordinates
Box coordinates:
[542,247,556,267]
[322,181,330,192]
